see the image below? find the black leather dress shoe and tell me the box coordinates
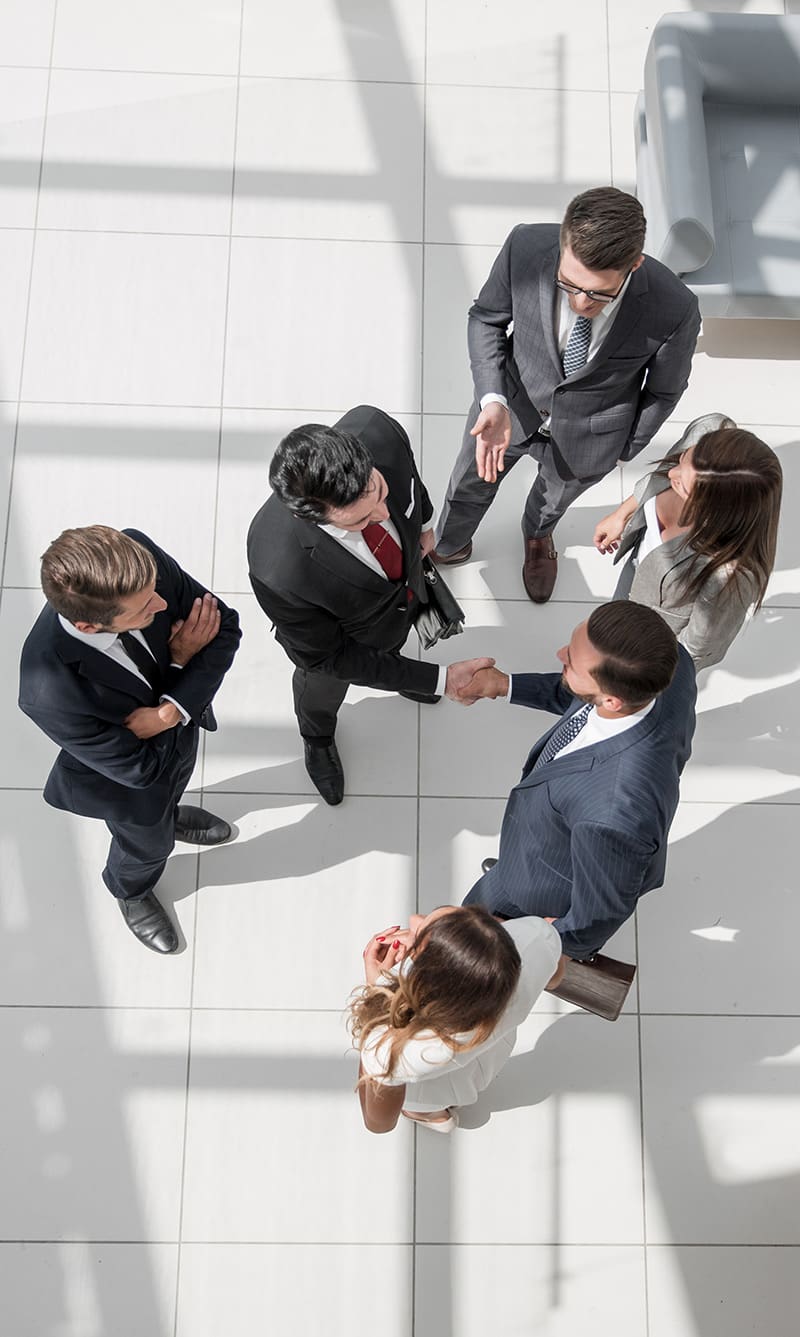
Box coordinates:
[481,857,498,874]
[304,738,344,805]
[119,892,178,954]
[174,805,232,845]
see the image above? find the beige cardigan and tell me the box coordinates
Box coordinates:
[613,470,756,670]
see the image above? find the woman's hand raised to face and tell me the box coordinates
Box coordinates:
[362,926,408,985]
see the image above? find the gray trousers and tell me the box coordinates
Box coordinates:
[435,399,604,555]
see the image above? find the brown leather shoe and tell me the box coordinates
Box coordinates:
[522,534,558,603]
[431,540,472,566]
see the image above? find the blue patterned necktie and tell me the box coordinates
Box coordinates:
[562,314,592,377]
[533,704,592,770]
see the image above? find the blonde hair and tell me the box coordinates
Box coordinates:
[41,526,157,625]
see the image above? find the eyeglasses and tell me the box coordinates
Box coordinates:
[555,270,630,305]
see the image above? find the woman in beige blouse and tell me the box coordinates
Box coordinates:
[594,414,782,670]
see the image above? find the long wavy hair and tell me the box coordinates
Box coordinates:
[349,906,522,1083]
[656,427,782,608]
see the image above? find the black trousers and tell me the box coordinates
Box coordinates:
[292,629,412,741]
[101,724,199,901]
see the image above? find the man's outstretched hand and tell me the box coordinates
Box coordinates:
[444,658,499,703]
[471,402,511,483]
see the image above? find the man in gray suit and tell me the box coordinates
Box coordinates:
[460,601,696,960]
[434,187,701,602]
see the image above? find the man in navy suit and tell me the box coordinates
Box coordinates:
[19,527,241,954]
[248,405,491,805]
[462,601,696,959]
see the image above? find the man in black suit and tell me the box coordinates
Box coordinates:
[247,404,491,804]
[460,601,696,959]
[434,187,700,603]
[19,526,241,954]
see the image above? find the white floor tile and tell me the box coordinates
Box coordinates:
[181,1010,414,1242]
[39,71,237,234]
[0,1243,178,1337]
[201,593,421,796]
[415,1244,646,1337]
[415,1013,644,1243]
[0,1008,189,1239]
[224,237,422,413]
[5,404,222,588]
[681,323,800,428]
[422,241,511,415]
[0,68,49,229]
[642,1017,800,1244]
[420,600,593,798]
[191,794,417,1009]
[426,0,609,92]
[640,802,799,1016]
[0,0,55,66]
[425,85,611,247]
[647,1245,800,1337]
[0,792,197,1008]
[610,90,638,192]
[177,1243,412,1337]
[607,0,785,95]
[0,414,15,558]
[233,77,423,242]
[240,0,426,81]
[421,413,623,603]
[52,0,243,75]
[0,229,35,398]
[22,231,229,405]
[685,608,800,804]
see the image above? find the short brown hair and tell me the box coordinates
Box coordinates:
[587,601,678,707]
[561,187,646,273]
[41,526,157,625]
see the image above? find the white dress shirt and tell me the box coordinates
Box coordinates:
[58,616,189,723]
[317,519,446,696]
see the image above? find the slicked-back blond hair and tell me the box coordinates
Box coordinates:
[41,526,157,625]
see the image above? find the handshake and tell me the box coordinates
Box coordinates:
[443,658,510,706]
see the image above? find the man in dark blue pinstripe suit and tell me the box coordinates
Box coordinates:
[462,602,696,960]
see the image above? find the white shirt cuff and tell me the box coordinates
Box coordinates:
[480,392,509,411]
[160,694,190,725]
[435,665,447,696]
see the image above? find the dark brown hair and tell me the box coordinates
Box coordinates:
[561,187,646,272]
[40,526,157,625]
[349,906,521,1083]
[587,601,678,707]
[659,428,782,609]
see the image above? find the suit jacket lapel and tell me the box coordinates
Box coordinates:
[298,523,390,594]
[538,244,563,378]
[518,695,664,789]
[562,263,648,388]
[56,627,155,705]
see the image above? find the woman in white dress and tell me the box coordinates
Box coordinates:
[593,415,782,670]
[350,904,563,1134]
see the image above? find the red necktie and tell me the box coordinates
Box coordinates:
[361,523,404,582]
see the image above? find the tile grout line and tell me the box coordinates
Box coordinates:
[171,7,247,1332]
[0,5,59,601]
[634,910,652,1337]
